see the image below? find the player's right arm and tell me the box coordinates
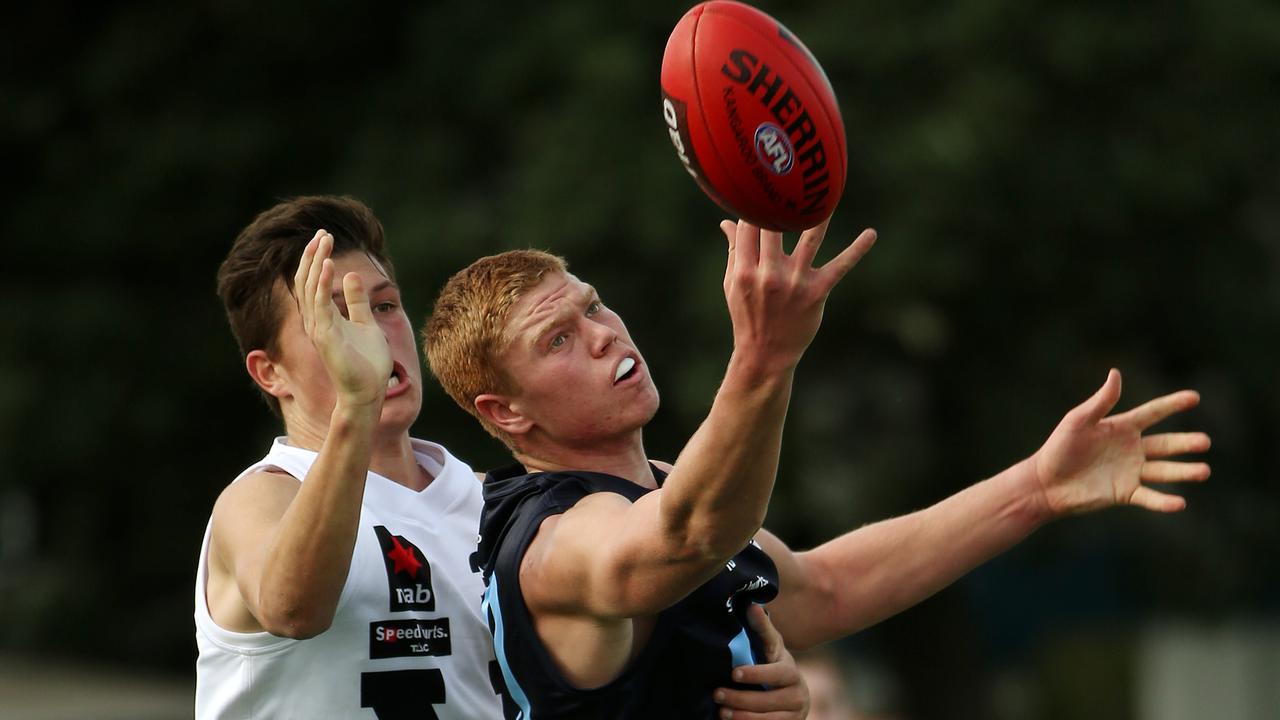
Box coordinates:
[205,231,391,639]
[523,221,877,620]
[207,406,378,637]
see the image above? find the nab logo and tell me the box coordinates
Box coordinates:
[754,122,794,175]
[374,526,435,612]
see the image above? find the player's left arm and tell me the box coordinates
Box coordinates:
[759,370,1211,650]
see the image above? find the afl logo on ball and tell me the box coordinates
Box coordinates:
[754,122,793,175]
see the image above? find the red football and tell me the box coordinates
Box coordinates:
[661,1,847,232]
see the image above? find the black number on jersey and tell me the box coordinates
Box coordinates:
[361,665,512,718]
[489,660,522,719]
[361,669,445,719]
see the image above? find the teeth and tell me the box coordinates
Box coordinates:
[387,375,401,388]
[614,357,635,382]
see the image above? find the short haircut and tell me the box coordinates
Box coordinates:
[423,249,568,445]
[216,195,395,416]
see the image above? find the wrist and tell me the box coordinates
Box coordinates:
[330,398,382,433]
[723,348,799,387]
[1012,455,1059,526]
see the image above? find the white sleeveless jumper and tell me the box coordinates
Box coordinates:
[195,437,501,719]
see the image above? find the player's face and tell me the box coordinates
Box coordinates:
[498,272,660,445]
[273,251,422,433]
[798,659,857,720]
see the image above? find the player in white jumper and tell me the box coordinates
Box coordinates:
[198,196,809,719]
[198,196,502,719]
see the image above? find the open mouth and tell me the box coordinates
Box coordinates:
[613,357,638,385]
[387,362,410,396]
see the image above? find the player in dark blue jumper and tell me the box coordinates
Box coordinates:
[424,219,1209,719]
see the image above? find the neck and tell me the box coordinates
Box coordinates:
[367,432,431,492]
[515,429,657,489]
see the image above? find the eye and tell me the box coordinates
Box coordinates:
[586,301,602,316]
[550,334,567,349]
[374,301,397,313]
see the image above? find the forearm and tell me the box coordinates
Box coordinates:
[256,405,378,633]
[661,353,794,561]
[789,458,1053,647]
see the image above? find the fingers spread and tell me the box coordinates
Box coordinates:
[1076,368,1123,425]
[818,228,876,287]
[1141,460,1211,484]
[1117,390,1201,431]
[790,217,831,268]
[1128,485,1188,513]
[1143,432,1212,458]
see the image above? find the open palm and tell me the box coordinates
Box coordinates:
[1033,369,1211,516]
[294,230,393,408]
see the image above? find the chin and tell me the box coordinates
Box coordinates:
[642,385,661,418]
[631,393,661,429]
[379,401,420,431]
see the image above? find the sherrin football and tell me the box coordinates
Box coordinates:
[661,1,846,232]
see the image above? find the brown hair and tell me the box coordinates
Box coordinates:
[216,195,395,415]
[423,250,568,444]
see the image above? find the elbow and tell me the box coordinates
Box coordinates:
[257,598,335,640]
[662,500,766,567]
[681,515,766,565]
[684,537,741,567]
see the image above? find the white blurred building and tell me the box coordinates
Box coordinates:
[1138,621,1280,720]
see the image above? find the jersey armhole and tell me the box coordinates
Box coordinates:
[498,496,665,699]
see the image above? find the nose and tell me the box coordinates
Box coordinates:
[586,319,617,357]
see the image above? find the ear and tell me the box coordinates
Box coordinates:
[475,393,534,436]
[246,349,291,400]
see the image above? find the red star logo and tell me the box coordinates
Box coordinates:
[386,536,423,576]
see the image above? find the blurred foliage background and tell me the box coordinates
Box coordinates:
[1,1,1276,718]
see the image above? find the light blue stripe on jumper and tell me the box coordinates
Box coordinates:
[483,577,533,720]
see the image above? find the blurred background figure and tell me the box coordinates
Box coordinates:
[797,648,862,720]
[797,646,912,720]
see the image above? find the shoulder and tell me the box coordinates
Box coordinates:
[215,467,300,505]
[518,491,636,611]
[476,469,637,576]
[207,469,301,580]
[211,470,301,537]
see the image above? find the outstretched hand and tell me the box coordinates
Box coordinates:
[293,229,393,410]
[714,603,809,720]
[1033,369,1211,516]
[719,219,876,374]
